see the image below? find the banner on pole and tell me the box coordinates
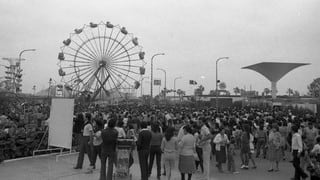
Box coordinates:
[189,80,197,85]
[154,79,161,86]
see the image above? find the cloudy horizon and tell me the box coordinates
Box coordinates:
[1,0,319,96]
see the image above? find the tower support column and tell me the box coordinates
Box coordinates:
[271,81,277,99]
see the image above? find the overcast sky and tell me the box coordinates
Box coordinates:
[0,0,319,95]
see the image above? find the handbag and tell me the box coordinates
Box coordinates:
[193,153,200,161]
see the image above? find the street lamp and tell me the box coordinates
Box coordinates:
[157,68,167,99]
[174,76,182,100]
[18,49,36,70]
[215,57,229,112]
[140,76,149,97]
[48,78,53,97]
[150,53,165,98]
[16,49,36,93]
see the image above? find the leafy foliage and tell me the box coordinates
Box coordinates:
[308,78,320,98]
[219,82,226,90]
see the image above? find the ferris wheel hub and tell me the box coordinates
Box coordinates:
[98,60,107,67]
[96,55,111,68]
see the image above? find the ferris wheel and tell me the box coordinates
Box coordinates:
[57,21,146,100]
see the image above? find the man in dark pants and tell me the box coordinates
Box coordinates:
[74,113,93,169]
[291,125,308,180]
[100,119,118,180]
[137,121,152,180]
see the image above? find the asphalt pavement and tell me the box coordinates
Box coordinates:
[0,150,296,180]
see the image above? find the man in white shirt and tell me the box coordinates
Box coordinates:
[291,125,308,180]
[198,118,213,180]
[115,121,126,138]
[74,113,93,170]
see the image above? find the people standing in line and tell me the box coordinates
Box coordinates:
[240,123,250,170]
[87,119,103,173]
[267,124,282,172]
[73,113,84,151]
[279,121,288,160]
[178,125,196,180]
[194,125,204,173]
[291,124,308,180]
[198,118,212,180]
[305,122,318,151]
[161,119,170,176]
[308,137,320,179]
[234,126,242,149]
[227,137,239,174]
[74,113,93,170]
[99,119,118,180]
[300,134,309,173]
[213,127,229,172]
[126,124,137,168]
[148,122,163,179]
[248,131,257,169]
[161,127,178,180]
[255,125,267,158]
[311,136,320,155]
[137,121,152,180]
[177,120,188,142]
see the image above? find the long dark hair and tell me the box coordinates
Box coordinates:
[243,123,250,140]
[82,113,92,129]
[151,122,160,133]
[183,125,193,134]
[94,119,104,132]
[165,127,175,141]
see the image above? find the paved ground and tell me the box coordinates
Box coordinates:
[0,150,295,180]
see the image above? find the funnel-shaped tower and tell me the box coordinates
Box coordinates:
[242,62,309,99]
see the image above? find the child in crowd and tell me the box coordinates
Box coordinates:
[308,136,320,180]
[227,137,239,174]
[307,154,320,180]
[311,137,320,155]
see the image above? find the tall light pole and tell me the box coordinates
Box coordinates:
[174,76,182,100]
[16,49,36,93]
[32,85,36,96]
[150,53,165,98]
[157,68,167,99]
[48,78,52,97]
[140,76,149,97]
[216,57,229,112]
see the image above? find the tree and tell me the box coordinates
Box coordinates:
[233,87,240,95]
[293,90,300,97]
[263,88,271,96]
[209,90,215,95]
[177,89,185,97]
[308,78,320,98]
[219,82,226,90]
[194,85,205,96]
[240,89,246,96]
[287,88,293,96]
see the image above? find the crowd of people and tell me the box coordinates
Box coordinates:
[71,104,320,180]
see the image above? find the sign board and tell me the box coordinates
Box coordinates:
[55,86,63,97]
[48,98,74,149]
[272,102,282,107]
